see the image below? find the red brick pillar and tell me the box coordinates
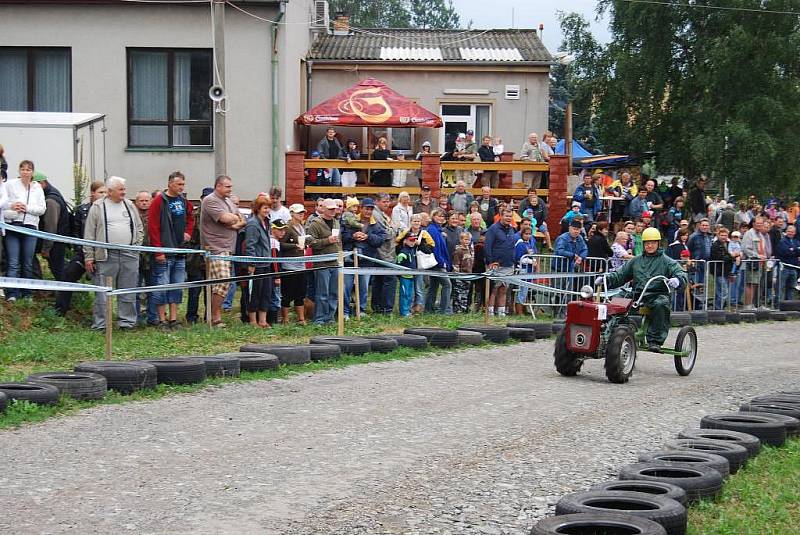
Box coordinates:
[547,155,569,234]
[421,153,442,196]
[498,151,514,189]
[285,151,306,207]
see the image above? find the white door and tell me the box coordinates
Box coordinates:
[439,103,491,153]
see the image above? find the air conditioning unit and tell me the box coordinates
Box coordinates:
[505,84,520,100]
[312,0,330,31]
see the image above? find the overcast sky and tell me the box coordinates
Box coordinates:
[452,0,611,52]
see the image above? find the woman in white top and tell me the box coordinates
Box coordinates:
[391,191,414,232]
[2,160,47,301]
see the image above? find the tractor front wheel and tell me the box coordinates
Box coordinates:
[554,330,584,377]
[605,325,637,384]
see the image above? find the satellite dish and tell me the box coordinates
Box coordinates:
[209,85,226,102]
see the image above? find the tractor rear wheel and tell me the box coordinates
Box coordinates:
[605,325,637,384]
[554,330,584,377]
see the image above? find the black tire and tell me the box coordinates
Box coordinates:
[555,490,686,535]
[664,439,749,475]
[532,323,553,338]
[403,327,459,348]
[751,394,800,406]
[239,344,311,364]
[133,359,207,385]
[736,412,799,436]
[384,334,429,349]
[552,320,565,334]
[531,513,667,535]
[605,325,637,384]
[770,311,788,321]
[360,336,400,353]
[618,462,724,503]
[309,336,373,355]
[670,312,692,327]
[739,312,756,323]
[296,344,341,361]
[0,391,6,413]
[638,450,730,479]
[786,310,800,320]
[677,428,761,458]
[628,315,643,329]
[741,402,800,421]
[725,311,740,324]
[755,308,771,321]
[184,355,241,378]
[456,330,485,345]
[779,299,800,311]
[673,326,697,377]
[26,372,107,401]
[458,325,510,343]
[218,352,279,372]
[590,480,687,507]
[700,413,786,447]
[74,361,157,394]
[554,329,583,377]
[508,327,537,341]
[0,382,60,405]
[689,311,708,325]
[707,310,727,325]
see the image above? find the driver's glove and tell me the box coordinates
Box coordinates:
[594,275,605,286]
[667,277,681,289]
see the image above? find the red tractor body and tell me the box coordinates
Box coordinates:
[564,298,633,354]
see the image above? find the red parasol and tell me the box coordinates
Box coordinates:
[296,78,442,128]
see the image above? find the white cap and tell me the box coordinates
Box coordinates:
[289,203,306,214]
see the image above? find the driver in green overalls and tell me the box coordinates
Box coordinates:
[597,227,687,352]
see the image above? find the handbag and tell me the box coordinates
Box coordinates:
[416,250,437,270]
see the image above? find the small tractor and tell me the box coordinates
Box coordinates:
[554,275,698,383]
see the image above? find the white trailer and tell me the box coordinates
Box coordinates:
[0,112,106,205]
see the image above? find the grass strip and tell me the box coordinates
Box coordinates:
[0,338,527,430]
[688,437,800,534]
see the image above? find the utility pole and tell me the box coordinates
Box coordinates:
[565,101,573,175]
[213,0,227,179]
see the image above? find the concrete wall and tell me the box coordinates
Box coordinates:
[0,2,313,200]
[306,66,550,156]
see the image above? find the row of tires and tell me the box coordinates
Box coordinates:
[669,308,800,327]
[0,323,554,410]
[530,391,800,535]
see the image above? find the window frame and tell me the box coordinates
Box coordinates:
[126,47,213,150]
[0,46,72,112]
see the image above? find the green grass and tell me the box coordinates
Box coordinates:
[0,296,532,428]
[688,438,800,534]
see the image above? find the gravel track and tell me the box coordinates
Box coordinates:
[0,322,797,534]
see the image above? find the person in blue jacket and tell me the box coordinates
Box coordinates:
[484,208,517,316]
[777,224,800,300]
[554,219,588,272]
[573,172,602,226]
[424,209,453,314]
[341,197,386,317]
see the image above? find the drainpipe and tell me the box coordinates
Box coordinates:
[271,1,286,187]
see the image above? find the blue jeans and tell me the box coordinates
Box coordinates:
[398,277,414,316]
[714,275,730,310]
[344,272,370,316]
[151,256,186,305]
[137,269,159,325]
[425,269,452,314]
[779,266,798,302]
[413,274,425,306]
[313,267,339,324]
[4,230,37,299]
[371,274,397,313]
[223,280,236,310]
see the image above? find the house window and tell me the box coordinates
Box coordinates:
[0,48,71,112]
[127,48,212,148]
[440,103,491,152]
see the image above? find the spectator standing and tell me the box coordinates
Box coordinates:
[688,176,708,224]
[741,216,769,309]
[371,137,393,187]
[342,198,385,318]
[185,187,212,324]
[474,185,498,228]
[278,203,308,325]
[268,187,290,223]
[413,184,435,214]
[666,197,686,242]
[666,177,683,207]
[467,212,484,244]
[687,218,712,294]
[395,231,423,317]
[307,199,341,324]
[448,180,474,214]
[716,201,736,232]
[83,176,143,329]
[477,135,500,187]
[371,193,398,314]
[710,227,734,309]
[610,231,634,271]
[2,160,46,302]
[0,144,7,181]
[608,172,638,221]
[0,177,5,298]
[643,178,665,217]
[200,175,245,327]
[148,171,193,330]
[424,209,453,314]
[133,190,157,325]
[573,172,601,226]
[316,127,343,186]
[554,220,589,307]
[243,196,275,328]
[519,132,545,188]
[484,208,517,316]
[588,221,613,261]
[391,191,414,232]
[451,231,474,312]
[777,224,800,301]
[513,225,538,314]
[340,140,361,187]
[734,201,751,228]
[397,214,434,314]
[34,171,70,282]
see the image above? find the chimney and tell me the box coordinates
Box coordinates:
[538,23,544,40]
[333,12,350,35]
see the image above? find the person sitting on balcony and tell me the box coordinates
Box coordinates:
[340,139,361,187]
[370,137,393,187]
[316,127,343,186]
[477,135,500,188]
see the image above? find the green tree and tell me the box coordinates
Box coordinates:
[409,0,462,30]
[328,0,461,29]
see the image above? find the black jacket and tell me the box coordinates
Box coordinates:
[710,239,734,277]
[587,233,613,260]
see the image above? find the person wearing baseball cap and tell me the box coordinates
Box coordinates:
[341,196,385,318]
[553,218,588,281]
[278,203,310,325]
[413,184,435,215]
[306,198,342,324]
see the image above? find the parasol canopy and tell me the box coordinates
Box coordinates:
[297,78,442,128]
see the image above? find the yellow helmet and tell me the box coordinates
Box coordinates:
[642,227,662,242]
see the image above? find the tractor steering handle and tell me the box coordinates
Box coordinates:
[633,275,672,308]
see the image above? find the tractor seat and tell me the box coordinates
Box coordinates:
[639,306,651,316]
